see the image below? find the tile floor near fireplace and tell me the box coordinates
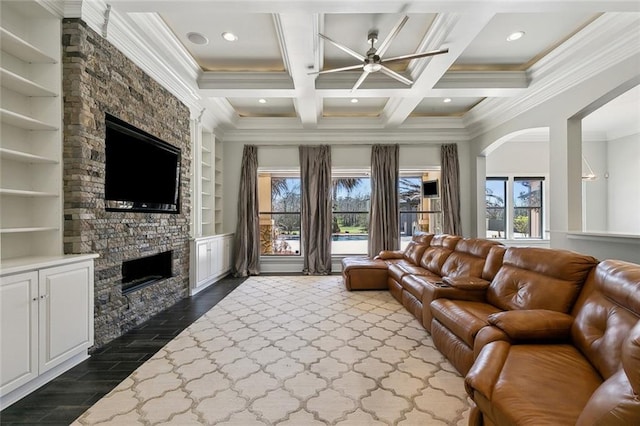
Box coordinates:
[0,276,246,425]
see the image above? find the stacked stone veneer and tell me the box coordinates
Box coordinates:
[62,19,191,348]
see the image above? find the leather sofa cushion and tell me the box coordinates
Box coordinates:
[419,247,452,275]
[488,263,588,313]
[388,262,429,282]
[403,241,429,264]
[471,343,602,425]
[482,245,506,281]
[431,300,501,347]
[571,260,640,380]
[401,273,441,300]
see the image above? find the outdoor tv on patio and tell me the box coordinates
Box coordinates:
[422,179,439,198]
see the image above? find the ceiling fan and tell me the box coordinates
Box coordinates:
[311,15,449,91]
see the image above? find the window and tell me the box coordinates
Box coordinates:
[258,173,301,255]
[485,176,545,239]
[332,176,370,255]
[486,177,507,238]
[399,173,443,249]
[513,177,543,238]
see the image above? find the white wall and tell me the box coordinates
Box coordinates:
[468,53,640,263]
[582,139,608,231]
[486,139,549,175]
[607,132,640,233]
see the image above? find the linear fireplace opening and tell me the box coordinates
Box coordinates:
[122,251,173,294]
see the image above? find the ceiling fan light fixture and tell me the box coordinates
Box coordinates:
[350,98,359,103]
[363,62,382,73]
[221,32,238,42]
[507,31,525,42]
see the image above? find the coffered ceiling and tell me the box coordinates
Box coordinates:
[107,0,639,132]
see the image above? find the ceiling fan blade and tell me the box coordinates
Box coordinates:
[380,66,413,86]
[319,33,365,61]
[377,15,409,57]
[383,48,449,64]
[308,64,364,75]
[351,71,370,92]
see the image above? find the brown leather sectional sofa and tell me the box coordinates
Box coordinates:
[341,233,640,425]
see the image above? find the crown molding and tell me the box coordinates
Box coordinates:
[465,12,640,138]
[127,13,201,82]
[75,0,213,124]
[222,127,469,144]
[198,72,295,91]
[37,0,67,17]
[435,71,528,89]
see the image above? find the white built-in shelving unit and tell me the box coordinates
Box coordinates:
[200,131,215,236]
[0,1,98,409]
[190,126,232,295]
[0,1,64,263]
[214,137,223,234]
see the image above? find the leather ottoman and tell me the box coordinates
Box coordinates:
[341,257,388,290]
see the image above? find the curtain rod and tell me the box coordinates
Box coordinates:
[246,142,450,148]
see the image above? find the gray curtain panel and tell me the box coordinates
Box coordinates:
[233,145,260,277]
[299,145,332,275]
[441,143,462,235]
[368,144,400,257]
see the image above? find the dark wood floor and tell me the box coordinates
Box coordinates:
[0,276,246,425]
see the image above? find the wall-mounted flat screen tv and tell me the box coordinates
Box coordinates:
[105,114,181,213]
[422,179,439,198]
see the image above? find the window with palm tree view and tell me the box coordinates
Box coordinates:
[258,171,443,256]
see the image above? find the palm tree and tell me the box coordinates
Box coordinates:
[271,178,289,199]
[332,178,363,233]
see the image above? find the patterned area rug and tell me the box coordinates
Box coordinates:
[73,276,470,425]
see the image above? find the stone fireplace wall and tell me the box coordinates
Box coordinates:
[62,19,191,348]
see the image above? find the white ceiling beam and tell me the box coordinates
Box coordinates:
[108,1,640,15]
[383,11,496,127]
[275,13,320,128]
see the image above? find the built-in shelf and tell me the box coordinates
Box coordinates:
[0,188,58,197]
[0,108,57,130]
[0,68,57,97]
[0,148,58,164]
[1,226,58,234]
[0,27,57,64]
[1,2,63,262]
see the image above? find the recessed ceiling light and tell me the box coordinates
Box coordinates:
[506,31,525,42]
[258,98,267,104]
[443,98,452,103]
[350,98,359,103]
[221,32,238,42]
[186,32,208,45]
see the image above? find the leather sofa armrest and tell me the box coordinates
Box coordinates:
[442,276,491,291]
[465,340,511,400]
[487,309,574,341]
[375,250,404,260]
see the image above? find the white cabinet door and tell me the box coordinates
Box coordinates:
[38,261,94,374]
[195,240,211,287]
[223,236,232,272]
[212,238,223,276]
[0,272,38,395]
